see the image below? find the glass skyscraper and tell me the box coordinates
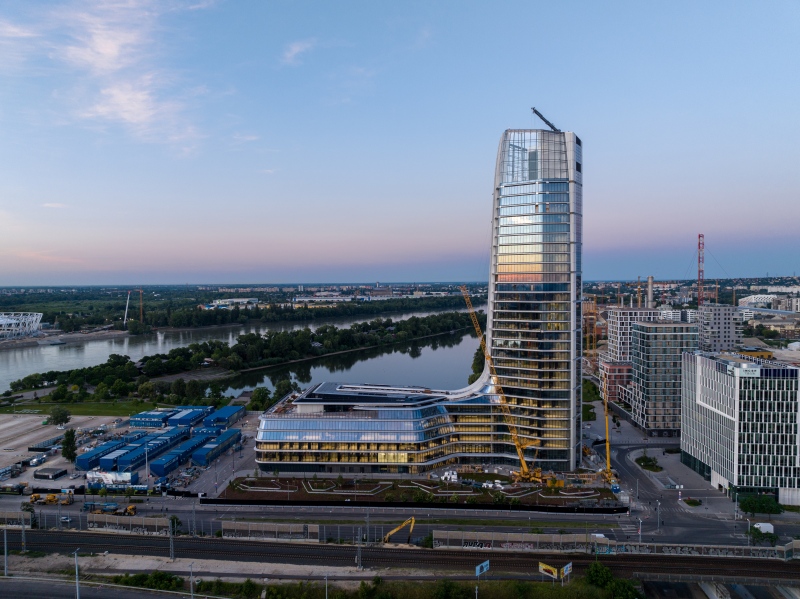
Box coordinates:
[485,129,583,471]
[256,125,583,475]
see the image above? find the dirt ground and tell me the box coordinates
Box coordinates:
[0,414,118,472]
[7,552,411,589]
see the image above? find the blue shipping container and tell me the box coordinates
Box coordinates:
[191,429,241,467]
[149,434,213,478]
[75,441,125,471]
[202,405,245,428]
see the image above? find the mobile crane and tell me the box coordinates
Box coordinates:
[382,517,415,544]
[460,286,543,484]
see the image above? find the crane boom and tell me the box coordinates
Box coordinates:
[531,107,561,133]
[382,517,415,544]
[460,286,537,481]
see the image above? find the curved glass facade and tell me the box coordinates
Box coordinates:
[256,127,582,475]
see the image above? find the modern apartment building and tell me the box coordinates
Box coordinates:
[681,352,800,506]
[622,321,698,435]
[699,304,742,352]
[599,307,660,404]
[256,125,584,475]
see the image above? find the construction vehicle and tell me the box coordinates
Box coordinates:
[29,493,43,505]
[44,493,59,505]
[382,517,415,544]
[460,286,544,484]
[60,492,74,505]
[116,505,137,516]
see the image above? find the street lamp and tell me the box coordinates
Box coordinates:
[325,574,328,599]
[656,501,661,532]
[746,518,750,546]
[73,548,80,599]
[638,518,642,544]
[190,562,194,599]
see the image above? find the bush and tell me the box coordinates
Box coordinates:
[585,562,613,588]
[112,571,184,591]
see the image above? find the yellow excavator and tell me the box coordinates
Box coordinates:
[460,286,544,484]
[382,517,415,544]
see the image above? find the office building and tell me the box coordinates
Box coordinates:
[599,307,660,404]
[681,352,800,506]
[256,124,583,474]
[622,321,698,435]
[699,304,742,352]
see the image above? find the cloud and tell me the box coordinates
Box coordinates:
[282,39,315,66]
[259,168,275,174]
[42,203,67,208]
[0,1,209,146]
[233,133,259,143]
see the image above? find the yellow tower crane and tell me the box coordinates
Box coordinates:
[459,286,542,484]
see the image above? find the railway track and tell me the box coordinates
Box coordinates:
[6,531,799,582]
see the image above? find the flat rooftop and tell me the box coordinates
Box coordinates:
[297,382,447,406]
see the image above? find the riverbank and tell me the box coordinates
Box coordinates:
[0,329,129,351]
[237,326,474,375]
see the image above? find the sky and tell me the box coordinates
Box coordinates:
[0,1,798,285]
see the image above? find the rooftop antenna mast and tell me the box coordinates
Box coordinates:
[531,107,561,132]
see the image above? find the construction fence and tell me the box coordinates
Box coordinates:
[0,511,32,527]
[221,521,320,542]
[87,513,171,535]
[432,531,800,561]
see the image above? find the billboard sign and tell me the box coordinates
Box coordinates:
[539,562,558,580]
[560,562,573,578]
[475,560,490,577]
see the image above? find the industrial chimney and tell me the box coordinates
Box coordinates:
[647,276,655,309]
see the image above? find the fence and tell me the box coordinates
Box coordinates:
[221,521,319,542]
[432,531,800,561]
[87,514,170,535]
[0,511,31,527]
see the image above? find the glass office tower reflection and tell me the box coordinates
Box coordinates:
[256,127,582,475]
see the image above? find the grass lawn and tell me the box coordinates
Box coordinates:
[683,498,702,507]
[0,401,157,417]
[635,455,663,472]
[582,403,596,421]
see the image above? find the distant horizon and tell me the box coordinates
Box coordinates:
[2,274,800,289]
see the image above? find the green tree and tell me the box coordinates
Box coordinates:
[248,387,271,411]
[137,381,155,399]
[93,382,109,401]
[740,495,784,518]
[49,405,71,426]
[606,579,643,599]
[169,515,182,535]
[467,344,485,384]
[170,378,187,397]
[586,562,613,588]
[186,380,204,401]
[62,428,77,463]
[110,379,129,398]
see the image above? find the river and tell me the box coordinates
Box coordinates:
[0,308,477,393]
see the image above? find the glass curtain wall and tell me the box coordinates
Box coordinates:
[486,129,582,471]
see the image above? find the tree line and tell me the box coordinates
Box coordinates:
[6,311,484,408]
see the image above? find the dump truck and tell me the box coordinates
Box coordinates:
[29,493,43,505]
[44,494,59,505]
[116,505,137,516]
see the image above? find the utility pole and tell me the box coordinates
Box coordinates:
[192,502,196,537]
[190,562,194,599]
[73,548,81,599]
[20,513,25,553]
[325,575,328,599]
[4,527,7,576]
[638,518,642,544]
[656,501,661,532]
[356,526,362,570]
[169,520,175,561]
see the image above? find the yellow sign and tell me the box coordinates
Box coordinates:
[539,562,558,580]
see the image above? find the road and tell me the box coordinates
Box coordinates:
[0,578,179,599]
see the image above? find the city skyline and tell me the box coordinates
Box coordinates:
[1,1,798,285]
